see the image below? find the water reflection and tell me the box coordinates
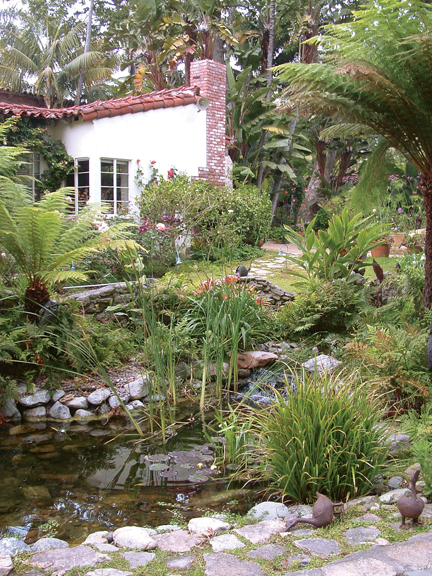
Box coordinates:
[0,410,256,544]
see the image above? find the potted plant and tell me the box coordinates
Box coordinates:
[370,236,393,258]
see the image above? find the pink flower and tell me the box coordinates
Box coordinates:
[168,169,174,179]
[65,196,72,202]
[156,223,166,232]
[150,160,156,165]
[1,252,6,258]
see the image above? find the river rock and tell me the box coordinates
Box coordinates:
[210,534,245,552]
[65,397,89,410]
[85,570,131,576]
[379,489,410,504]
[19,390,50,408]
[31,538,69,552]
[97,402,110,416]
[1,398,21,420]
[302,354,341,373]
[204,552,263,576]
[355,513,382,524]
[387,476,403,490]
[247,502,290,521]
[121,552,156,568]
[294,538,340,558]
[74,409,95,420]
[87,389,111,406]
[188,517,231,536]
[52,390,65,402]
[108,389,130,408]
[124,376,149,400]
[126,400,144,411]
[49,402,71,420]
[344,526,381,544]
[0,554,12,576]
[23,406,46,420]
[0,538,31,555]
[30,545,109,572]
[112,527,157,550]
[237,351,278,369]
[84,532,109,545]
[22,486,51,501]
[166,555,196,570]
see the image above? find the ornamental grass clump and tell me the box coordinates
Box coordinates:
[255,371,388,503]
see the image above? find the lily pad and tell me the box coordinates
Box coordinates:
[168,451,190,458]
[149,463,169,471]
[179,463,194,470]
[199,454,214,461]
[188,473,209,483]
[160,469,178,478]
[173,456,190,464]
[147,453,169,462]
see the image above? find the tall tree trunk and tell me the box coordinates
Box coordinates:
[256,0,275,191]
[422,174,432,308]
[75,0,94,105]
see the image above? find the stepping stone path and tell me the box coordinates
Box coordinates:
[1,492,431,576]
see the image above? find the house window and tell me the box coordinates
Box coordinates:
[101,159,129,215]
[75,159,90,212]
[17,153,41,201]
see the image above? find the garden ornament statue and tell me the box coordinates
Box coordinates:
[236,264,250,277]
[397,469,425,528]
[285,492,344,531]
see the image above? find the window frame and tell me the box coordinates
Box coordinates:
[100,158,130,216]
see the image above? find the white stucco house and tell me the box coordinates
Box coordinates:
[0,60,227,215]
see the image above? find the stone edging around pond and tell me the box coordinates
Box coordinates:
[62,277,295,317]
[1,495,431,576]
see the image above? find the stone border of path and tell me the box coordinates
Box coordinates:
[1,496,431,576]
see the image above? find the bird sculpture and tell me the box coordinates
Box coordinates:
[235,264,250,277]
[397,469,425,528]
[285,492,344,531]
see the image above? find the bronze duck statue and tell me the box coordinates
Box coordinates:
[397,469,424,528]
[285,492,344,531]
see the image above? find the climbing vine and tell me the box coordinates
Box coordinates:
[4,118,73,193]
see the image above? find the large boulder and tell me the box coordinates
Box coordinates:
[112,527,157,550]
[237,351,278,369]
[19,390,50,408]
[124,376,149,400]
[87,389,111,406]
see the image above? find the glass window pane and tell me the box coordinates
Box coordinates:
[118,188,129,202]
[101,160,114,173]
[101,172,113,187]
[101,187,114,202]
[116,172,128,188]
[117,161,128,174]
[77,159,89,173]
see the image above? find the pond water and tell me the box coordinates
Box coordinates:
[0,406,257,545]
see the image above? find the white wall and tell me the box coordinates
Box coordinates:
[48,104,207,211]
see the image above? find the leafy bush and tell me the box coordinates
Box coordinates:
[345,324,431,413]
[283,207,387,283]
[254,372,388,502]
[277,278,373,336]
[312,207,330,231]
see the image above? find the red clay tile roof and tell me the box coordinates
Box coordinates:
[0,86,200,122]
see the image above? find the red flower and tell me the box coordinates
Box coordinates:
[150,160,156,165]
[168,169,174,179]
[137,159,141,163]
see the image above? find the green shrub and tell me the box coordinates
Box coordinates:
[312,207,330,231]
[277,278,373,336]
[345,324,431,412]
[255,372,388,502]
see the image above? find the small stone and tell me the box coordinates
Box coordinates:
[0,554,13,576]
[23,406,46,420]
[0,538,31,555]
[166,555,195,570]
[285,553,310,567]
[247,502,290,521]
[379,489,410,504]
[156,525,180,533]
[302,354,341,373]
[121,551,156,568]
[127,400,144,410]
[97,402,110,416]
[344,526,381,544]
[294,538,340,558]
[31,538,69,552]
[87,389,111,406]
[204,552,263,576]
[30,546,109,572]
[112,527,157,550]
[52,390,65,402]
[124,376,149,400]
[188,517,230,536]
[1,398,21,420]
[85,570,131,576]
[211,534,245,552]
[154,530,200,553]
[355,513,382,524]
[387,476,403,490]
[19,390,50,407]
[74,409,95,420]
[22,486,51,501]
[235,520,286,544]
[286,504,314,517]
[94,544,118,553]
[49,402,71,420]
[247,544,285,560]
[84,532,109,545]
[237,351,278,369]
[65,397,89,410]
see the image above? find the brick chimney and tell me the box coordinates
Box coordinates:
[190,60,226,187]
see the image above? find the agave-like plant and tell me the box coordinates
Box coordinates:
[0,188,137,317]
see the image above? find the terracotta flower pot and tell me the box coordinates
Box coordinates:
[390,232,405,247]
[371,243,391,258]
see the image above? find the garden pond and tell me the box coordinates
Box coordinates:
[0,405,256,545]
